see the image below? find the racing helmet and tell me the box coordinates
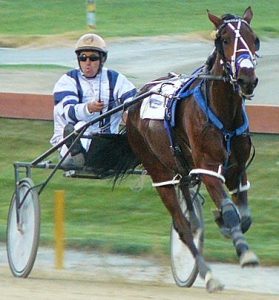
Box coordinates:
[75,33,108,62]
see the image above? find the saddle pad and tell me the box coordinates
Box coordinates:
[140,79,184,120]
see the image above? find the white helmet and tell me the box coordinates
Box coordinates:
[75,33,108,62]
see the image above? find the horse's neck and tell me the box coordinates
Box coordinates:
[208,59,243,130]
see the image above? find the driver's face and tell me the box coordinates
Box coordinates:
[78,51,101,77]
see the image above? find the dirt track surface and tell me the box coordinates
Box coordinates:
[1,267,279,300]
[1,245,279,299]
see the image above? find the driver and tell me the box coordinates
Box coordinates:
[50,33,137,169]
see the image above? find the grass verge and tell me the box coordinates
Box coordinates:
[0,0,278,47]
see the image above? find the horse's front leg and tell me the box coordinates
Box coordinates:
[226,136,253,234]
[214,173,252,236]
[200,169,259,267]
[230,179,252,234]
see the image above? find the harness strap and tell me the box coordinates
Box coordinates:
[163,68,250,187]
[189,165,225,183]
[193,81,249,164]
[152,174,182,187]
[226,20,256,80]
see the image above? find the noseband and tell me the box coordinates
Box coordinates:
[215,18,258,89]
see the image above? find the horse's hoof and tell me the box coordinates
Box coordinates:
[206,278,225,293]
[240,250,260,267]
[205,272,224,293]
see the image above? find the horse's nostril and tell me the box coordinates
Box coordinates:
[237,78,245,87]
[254,77,259,88]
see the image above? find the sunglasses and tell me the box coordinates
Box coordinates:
[78,54,100,62]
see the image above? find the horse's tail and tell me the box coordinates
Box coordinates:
[85,129,141,187]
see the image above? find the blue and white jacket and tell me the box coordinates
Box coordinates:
[50,67,137,147]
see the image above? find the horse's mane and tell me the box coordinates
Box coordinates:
[221,13,240,21]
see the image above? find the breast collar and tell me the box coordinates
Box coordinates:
[192,80,249,157]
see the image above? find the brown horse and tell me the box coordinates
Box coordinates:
[126,7,260,292]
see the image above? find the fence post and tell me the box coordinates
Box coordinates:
[55,190,65,269]
[87,0,96,29]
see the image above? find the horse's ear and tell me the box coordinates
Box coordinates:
[243,6,253,24]
[207,9,222,29]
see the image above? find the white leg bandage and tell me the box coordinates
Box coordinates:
[189,165,225,183]
[229,181,251,195]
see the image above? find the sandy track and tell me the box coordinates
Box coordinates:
[2,245,279,299]
[1,267,279,300]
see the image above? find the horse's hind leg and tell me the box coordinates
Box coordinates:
[127,120,223,292]
[127,119,200,259]
[155,181,223,291]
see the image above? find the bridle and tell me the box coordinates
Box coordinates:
[215,18,258,90]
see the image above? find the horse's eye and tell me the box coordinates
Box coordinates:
[222,39,229,45]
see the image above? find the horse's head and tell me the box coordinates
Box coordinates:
[208,7,259,100]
